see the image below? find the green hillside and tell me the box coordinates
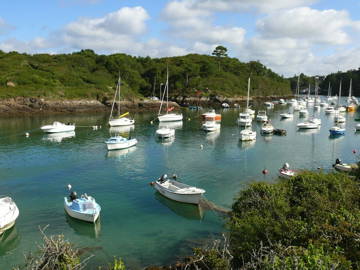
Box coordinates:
[0,49,291,100]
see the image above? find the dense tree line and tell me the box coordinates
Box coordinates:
[0,49,291,100]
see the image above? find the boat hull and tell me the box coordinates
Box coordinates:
[158,114,183,122]
[64,199,100,223]
[108,117,135,127]
[41,125,75,133]
[153,182,203,205]
[106,138,138,150]
[334,164,353,172]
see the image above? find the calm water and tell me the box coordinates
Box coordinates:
[0,98,359,269]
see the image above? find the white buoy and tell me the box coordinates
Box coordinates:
[25,132,30,137]
[150,120,153,124]
[67,184,72,190]
[200,144,203,149]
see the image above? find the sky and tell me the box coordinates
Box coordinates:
[1,0,360,77]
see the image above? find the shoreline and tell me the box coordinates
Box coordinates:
[0,95,293,115]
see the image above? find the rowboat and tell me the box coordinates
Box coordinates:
[151,174,205,204]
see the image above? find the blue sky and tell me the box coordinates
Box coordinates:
[1,0,360,76]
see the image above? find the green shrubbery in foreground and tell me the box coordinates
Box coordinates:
[15,171,360,269]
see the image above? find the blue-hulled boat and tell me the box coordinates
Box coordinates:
[329,126,345,136]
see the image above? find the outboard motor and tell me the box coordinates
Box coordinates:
[159,174,168,183]
[283,163,290,170]
[70,191,77,201]
[335,158,341,165]
[172,174,178,180]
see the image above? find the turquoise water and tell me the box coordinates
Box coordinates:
[0,99,359,269]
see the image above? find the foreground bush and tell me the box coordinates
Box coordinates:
[229,171,360,269]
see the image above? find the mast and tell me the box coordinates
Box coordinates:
[308,83,310,99]
[118,75,121,117]
[296,75,300,99]
[166,65,169,114]
[109,75,120,121]
[349,78,352,98]
[338,80,342,107]
[246,77,250,109]
[328,82,331,97]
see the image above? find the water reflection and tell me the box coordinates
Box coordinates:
[158,121,183,130]
[154,192,204,220]
[42,131,76,142]
[297,129,319,135]
[205,130,220,143]
[106,147,137,158]
[157,136,175,146]
[109,125,135,135]
[238,140,256,149]
[66,216,101,239]
[0,227,20,256]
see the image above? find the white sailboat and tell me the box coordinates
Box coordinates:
[109,76,135,127]
[237,77,253,125]
[158,68,183,122]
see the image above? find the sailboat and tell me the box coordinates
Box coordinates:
[158,68,183,122]
[335,80,346,113]
[347,79,357,112]
[237,77,253,125]
[108,76,135,127]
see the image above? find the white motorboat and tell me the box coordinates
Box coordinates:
[278,163,297,179]
[329,126,345,136]
[156,127,175,138]
[356,123,360,131]
[0,197,19,235]
[108,76,135,127]
[337,106,346,113]
[202,121,220,132]
[237,113,252,127]
[299,109,309,117]
[279,99,286,105]
[280,112,293,119]
[41,121,75,133]
[261,122,274,134]
[152,174,205,204]
[239,128,256,141]
[264,102,274,109]
[256,110,268,122]
[297,119,320,129]
[158,67,183,122]
[334,114,346,123]
[105,135,138,151]
[201,109,221,121]
[325,106,335,114]
[64,186,101,223]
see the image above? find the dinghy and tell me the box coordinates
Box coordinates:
[332,158,355,172]
[329,126,345,136]
[151,174,205,204]
[279,163,297,179]
[0,197,19,235]
[41,121,75,133]
[64,185,101,223]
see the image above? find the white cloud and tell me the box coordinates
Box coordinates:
[257,7,358,45]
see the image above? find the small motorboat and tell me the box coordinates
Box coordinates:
[256,110,268,122]
[299,109,309,117]
[0,197,19,235]
[151,174,205,204]
[105,135,138,151]
[261,122,274,134]
[337,106,347,113]
[279,163,297,179]
[325,106,335,114]
[239,128,256,141]
[334,114,346,123]
[279,99,286,105]
[41,121,75,133]
[332,158,354,172]
[201,110,221,121]
[202,121,220,132]
[356,123,360,131]
[280,112,293,119]
[156,127,175,138]
[237,113,252,127]
[264,102,274,109]
[64,185,101,223]
[329,126,345,136]
[297,119,320,129]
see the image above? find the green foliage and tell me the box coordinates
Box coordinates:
[212,45,228,58]
[107,258,126,270]
[0,50,291,100]
[229,171,360,269]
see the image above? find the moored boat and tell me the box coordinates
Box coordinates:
[256,110,268,122]
[201,109,221,121]
[64,185,101,223]
[329,126,345,136]
[0,197,19,235]
[151,174,205,205]
[261,122,274,134]
[202,121,220,132]
[239,128,256,141]
[156,127,175,138]
[41,121,75,133]
[279,163,297,179]
[105,135,138,151]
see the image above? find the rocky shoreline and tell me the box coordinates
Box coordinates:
[0,95,293,115]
